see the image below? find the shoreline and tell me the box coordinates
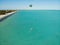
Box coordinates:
[0,11,16,22]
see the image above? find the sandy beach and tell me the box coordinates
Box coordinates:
[0,11,16,21]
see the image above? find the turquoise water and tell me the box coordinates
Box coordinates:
[0,10,60,45]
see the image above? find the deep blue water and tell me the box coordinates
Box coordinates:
[0,10,60,45]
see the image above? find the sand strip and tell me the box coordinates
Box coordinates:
[0,11,16,21]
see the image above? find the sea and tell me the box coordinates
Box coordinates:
[0,10,60,45]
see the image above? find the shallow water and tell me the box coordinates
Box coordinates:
[0,10,60,45]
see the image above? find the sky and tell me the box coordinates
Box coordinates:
[0,0,60,10]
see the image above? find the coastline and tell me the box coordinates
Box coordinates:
[0,11,16,22]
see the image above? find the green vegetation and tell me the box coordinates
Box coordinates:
[0,10,16,15]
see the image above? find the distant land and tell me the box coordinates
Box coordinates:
[0,10,16,21]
